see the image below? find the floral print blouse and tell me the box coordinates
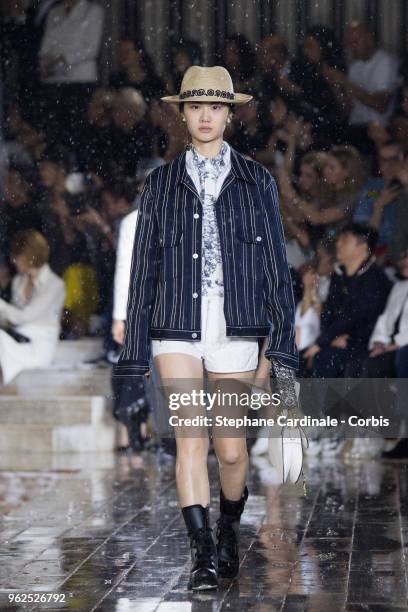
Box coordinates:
[185,140,231,297]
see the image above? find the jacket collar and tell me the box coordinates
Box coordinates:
[176,144,257,186]
[334,255,376,277]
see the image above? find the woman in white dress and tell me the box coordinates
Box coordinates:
[0,230,66,385]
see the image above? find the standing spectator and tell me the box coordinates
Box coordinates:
[0,230,65,385]
[38,0,105,149]
[324,22,399,152]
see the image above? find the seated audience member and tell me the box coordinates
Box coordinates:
[256,97,313,170]
[0,230,66,385]
[255,35,298,101]
[62,184,116,337]
[111,88,153,178]
[148,97,187,161]
[353,141,403,250]
[295,263,322,376]
[109,40,165,104]
[324,22,399,153]
[284,150,328,248]
[229,92,271,159]
[390,154,408,264]
[37,145,75,275]
[279,145,364,242]
[291,25,347,145]
[356,249,408,460]
[168,40,203,94]
[304,223,392,378]
[315,240,335,303]
[367,249,408,377]
[1,165,43,259]
[222,34,257,93]
[77,89,115,175]
[390,83,408,149]
[4,105,47,164]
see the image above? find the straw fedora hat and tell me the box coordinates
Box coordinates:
[161,65,253,105]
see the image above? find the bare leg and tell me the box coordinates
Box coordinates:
[207,370,256,500]
[153,353,209,507]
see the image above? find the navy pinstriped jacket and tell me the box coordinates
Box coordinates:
[113,145,298,378]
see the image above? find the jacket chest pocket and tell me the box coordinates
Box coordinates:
[234,201,264,244]
[158,212,183,247]
[158,211,183,279]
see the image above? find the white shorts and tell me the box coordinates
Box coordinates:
[151,295,259,373]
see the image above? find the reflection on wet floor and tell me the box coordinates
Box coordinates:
[0,451,407,611]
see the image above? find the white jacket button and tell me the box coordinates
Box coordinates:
[192,332,197,338]
[193,253,198,259]
[256,236,262,242]
[192,292,198,298]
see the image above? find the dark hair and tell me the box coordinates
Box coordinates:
[337,222,379,254]
[379,140,404,154]
[102,179,136,203]
[179,101,235,114]
[222,33,256,80]
[304,25,345,70]
[40,145,73,173]
[170,39,203,69]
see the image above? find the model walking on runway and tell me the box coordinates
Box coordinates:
[114,65,298,590]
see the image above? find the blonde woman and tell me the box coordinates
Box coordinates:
[0,230,66,385]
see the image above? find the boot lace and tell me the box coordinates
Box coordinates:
[216,516,237,556]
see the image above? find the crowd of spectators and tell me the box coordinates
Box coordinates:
[1,2,408,455]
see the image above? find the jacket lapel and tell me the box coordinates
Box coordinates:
[175,144,256,202]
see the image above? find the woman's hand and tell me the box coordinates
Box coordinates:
[369,341,386,357]
[330,334,349,349]
[112,319,125,344]
[303,343,320,360]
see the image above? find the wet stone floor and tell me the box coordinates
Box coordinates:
[0,451,407,611]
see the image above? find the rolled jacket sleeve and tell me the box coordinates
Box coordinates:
[113,176,159,377]
[261,175,298,370]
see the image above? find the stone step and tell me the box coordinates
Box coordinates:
[0,396,98,425]
[0,366,117,453]
[0,367,111,397]
[53,338,105,367]
[0,421,115,453]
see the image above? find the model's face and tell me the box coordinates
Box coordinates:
[182,102,230,143]
[299,163,318,193]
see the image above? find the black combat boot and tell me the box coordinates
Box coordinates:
[182,504,218,590]
[216,486,248,579]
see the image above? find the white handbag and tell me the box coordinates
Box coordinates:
[267,381,309,494]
